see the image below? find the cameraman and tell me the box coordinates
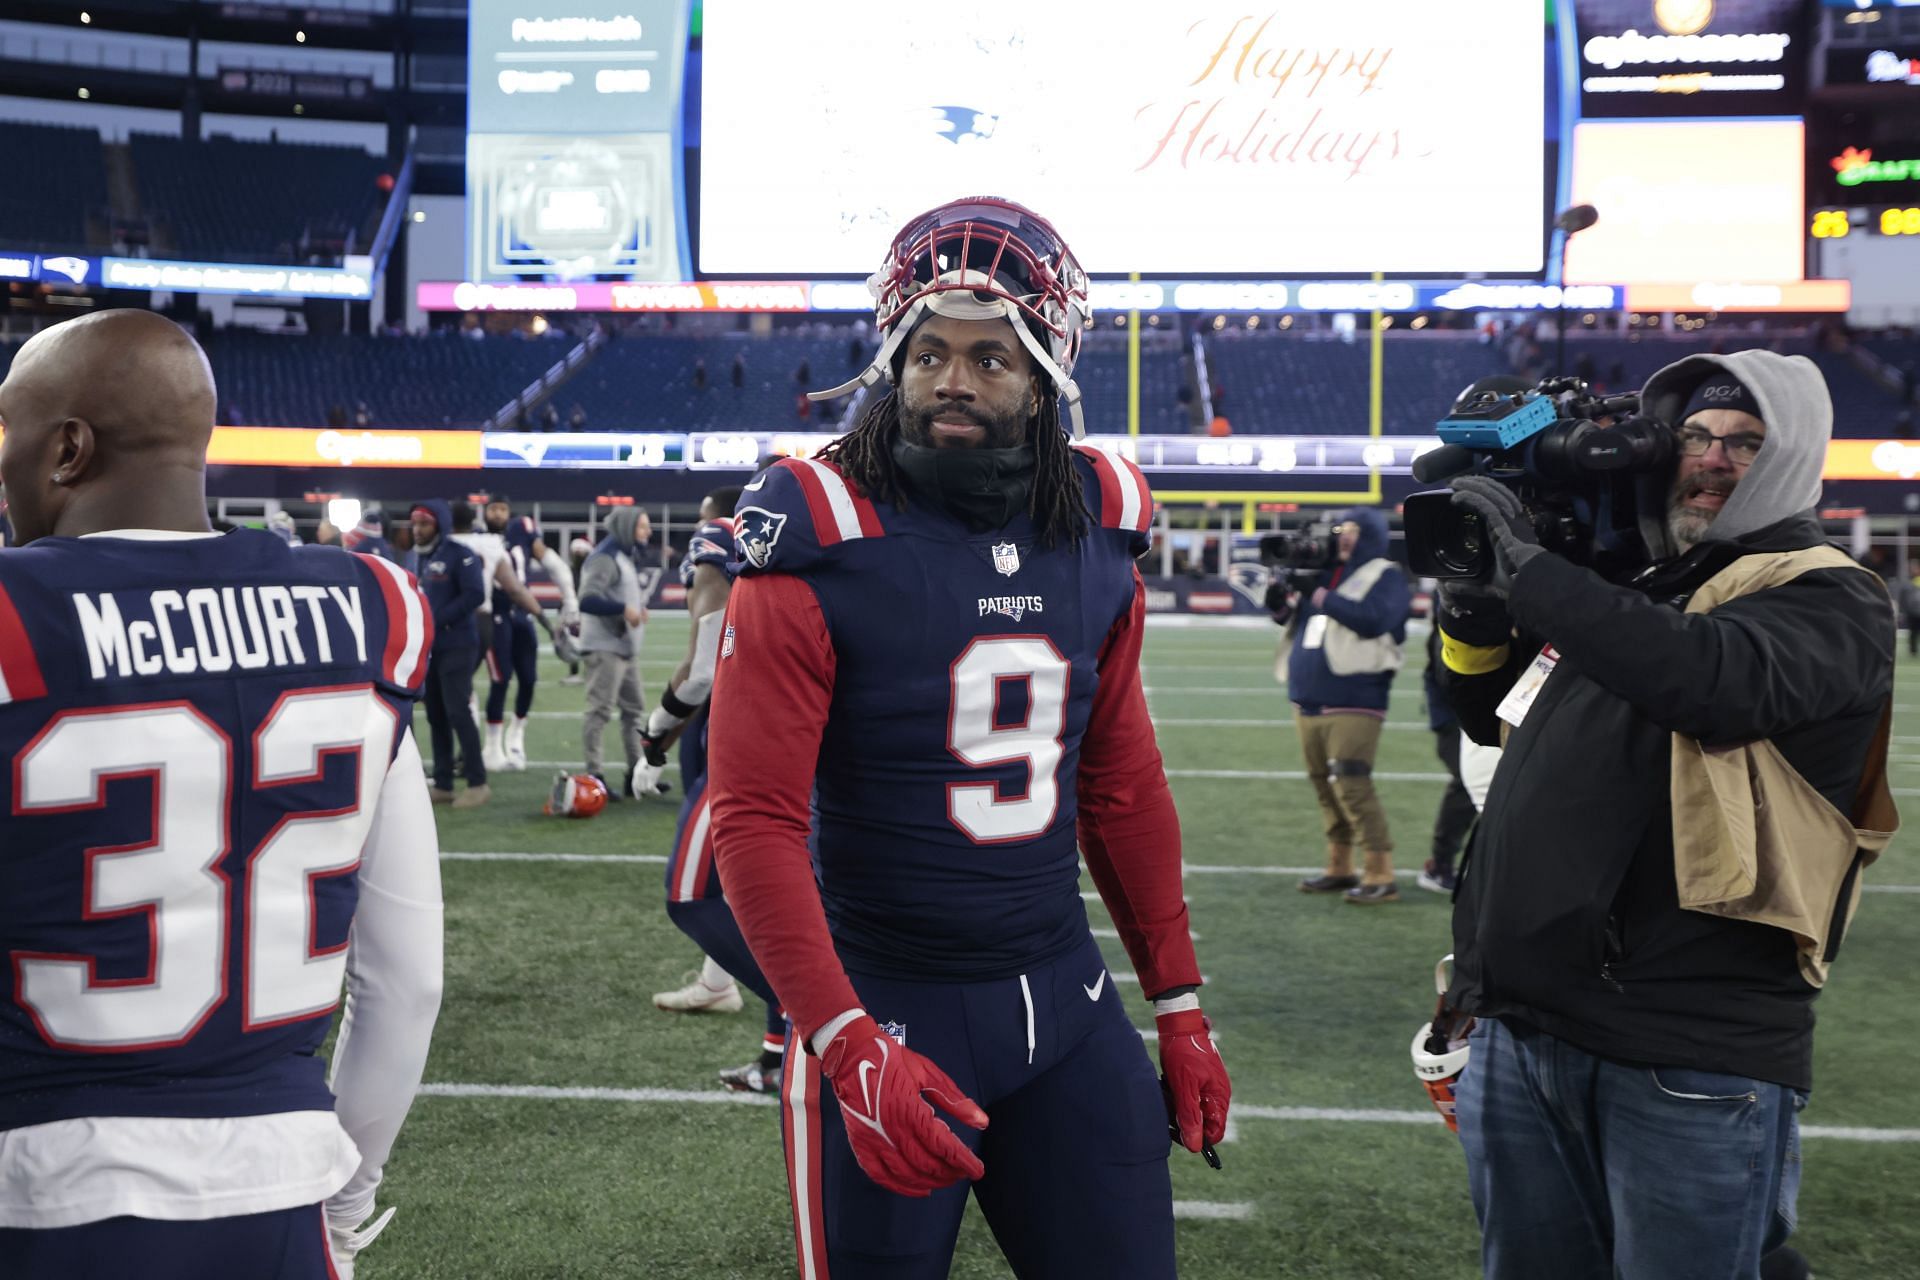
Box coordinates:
[1435,353,1898,1277]
[1278,509,1412,904]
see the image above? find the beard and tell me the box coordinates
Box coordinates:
[1665,471,1737,552]
[897,388,1033,450]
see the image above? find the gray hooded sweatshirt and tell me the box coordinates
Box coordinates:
[577,506,647,658]
[1638,349,1831,557]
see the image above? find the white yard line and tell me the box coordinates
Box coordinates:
[1173,1202,1255,1221]
[447,853,1920,895]
[415,1082,1920,1141]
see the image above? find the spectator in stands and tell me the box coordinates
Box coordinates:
[568,403,588,430]
[693,357,709,391]
[794,391,812,425]
[1283,509,1412,904]
[731,352,746,389]
[327,403,348,428]
[577,507,653,797]
[353,402,371,428]
[541,404,561,432]
[795,357,812,387]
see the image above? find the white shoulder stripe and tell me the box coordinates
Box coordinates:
[795,458,867,542]
[365,555,427,687]
[1115,454,1152,532]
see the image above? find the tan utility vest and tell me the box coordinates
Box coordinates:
[1321,558,1405,676]
[1670,545,1900,988]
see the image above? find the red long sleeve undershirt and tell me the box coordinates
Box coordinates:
[707,569,1200,1046]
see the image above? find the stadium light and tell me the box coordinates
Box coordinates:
[327,498,362,533]
[80,11,90,23]
[1552,203,1599,369]
[296,30,306,42]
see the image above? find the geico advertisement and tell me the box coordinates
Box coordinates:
[699,0,1544,275]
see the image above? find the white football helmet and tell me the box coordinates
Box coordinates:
[809,196,1094,437]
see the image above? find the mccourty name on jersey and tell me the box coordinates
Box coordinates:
[73,585,371,680]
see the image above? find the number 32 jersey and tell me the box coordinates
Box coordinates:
[709,450,1190,1007]
[0,529,431,1134]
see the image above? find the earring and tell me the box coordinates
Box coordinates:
[50,471,64,483]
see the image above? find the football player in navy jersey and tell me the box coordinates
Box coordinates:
[642,487,790,1092]
[484,497,580,771]
[708,200,1229,1280]
[0,310,443,1280]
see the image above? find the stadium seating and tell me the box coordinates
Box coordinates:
[1202,332,1509,435]
[129,134,389,262]
[199,330,577,429]
[560,333,867,432]
[0,122,106,253]
[1072,334,1190,435]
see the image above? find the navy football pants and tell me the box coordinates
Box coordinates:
[423,643,484,788]
[485,610,539,724]
[4,1203,335,1279]
[662,773,785,1045]
[781,934,1176,1279]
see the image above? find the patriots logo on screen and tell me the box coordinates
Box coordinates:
[927,106,997,144]
[736,506,788,569]
[880,1021,907,1046]
[40,256,91,284]
[689,536,724,561]
[992,541,1020,576]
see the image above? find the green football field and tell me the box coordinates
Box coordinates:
[376,616,1920,1279]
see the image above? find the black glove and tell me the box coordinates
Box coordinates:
[1434,580,1512,649]
[1448,476,1546,594]
[1262,582,1293,627]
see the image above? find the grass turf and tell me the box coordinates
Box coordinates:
[368,617,1920,1278]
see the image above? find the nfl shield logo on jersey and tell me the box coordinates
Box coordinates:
[736,507,788,570]
[881,1020,908,1046]
[992,541,1020,576]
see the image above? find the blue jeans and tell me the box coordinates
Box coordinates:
[1455,1017,1804,1280]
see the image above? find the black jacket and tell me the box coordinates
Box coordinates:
[1441,512,1894,1090]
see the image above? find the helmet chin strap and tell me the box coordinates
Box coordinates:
[805,285,1086,439]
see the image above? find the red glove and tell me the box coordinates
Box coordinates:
[820,1015,988,1197]
[1157,1008,1230,1154]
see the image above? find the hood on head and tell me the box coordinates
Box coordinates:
[1640,350,1829,549]
[1341,506,1391,563]
[411,499,452,549]
[604,505,643,550]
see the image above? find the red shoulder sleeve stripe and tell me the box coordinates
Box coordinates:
[0,581,46,704]
[787,457,884,545]
[1074,445,1153,533]
[355,552,432,690]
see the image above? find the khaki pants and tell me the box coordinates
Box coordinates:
[1296,712,1394,883]
[583,650,645,776]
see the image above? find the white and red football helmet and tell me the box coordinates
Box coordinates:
[545,772,608,819]
[809,197,1094,437]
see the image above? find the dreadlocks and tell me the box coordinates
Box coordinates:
[816,391,1091,549]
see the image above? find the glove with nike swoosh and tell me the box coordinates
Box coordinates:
[1156,1007,1230,1156]
[820,1014,988,1197]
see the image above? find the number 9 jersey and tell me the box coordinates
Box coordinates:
[709,449,1197,1028]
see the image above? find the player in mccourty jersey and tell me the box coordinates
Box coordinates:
[0,310,442,1280]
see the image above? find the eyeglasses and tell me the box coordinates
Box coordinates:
[1675,425,1764,466]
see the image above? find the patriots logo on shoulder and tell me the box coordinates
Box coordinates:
[735,506,788,569]
[880,1020,907,1046]
[992,541,1020,576]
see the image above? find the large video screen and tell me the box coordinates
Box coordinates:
[698,0,1546,276]
[1563,119,1804,286]
[466,0,691,282]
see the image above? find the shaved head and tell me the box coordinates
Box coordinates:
[0,309,216,543]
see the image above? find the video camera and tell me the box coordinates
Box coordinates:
[1404,375,1673,583]
[1258,522,1341,613]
